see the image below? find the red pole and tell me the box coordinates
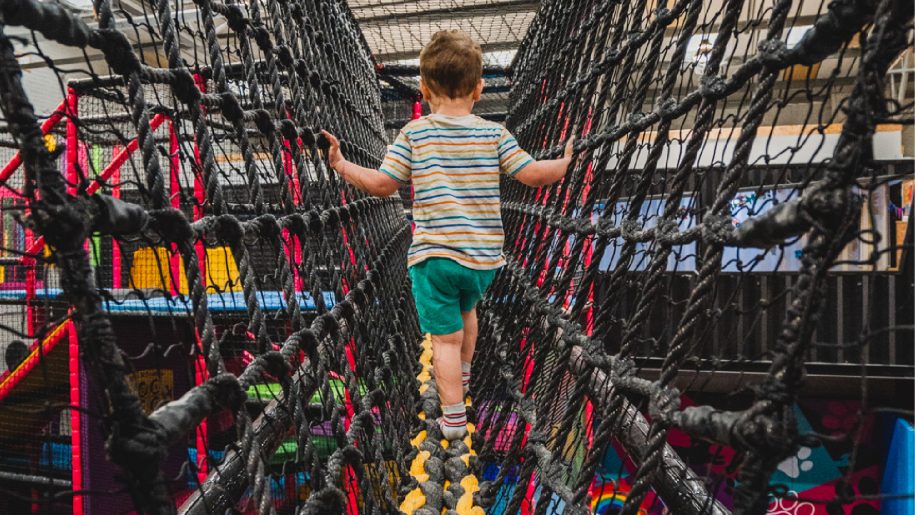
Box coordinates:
[65,87,83,515]
[24,228,35,336]
[169,120,181,295]
[111,146,122,289]
[282,131,301,289]
[192,75,207,287]
[191,74,209,485]
[65,88,79,197]
[67,320,83,515]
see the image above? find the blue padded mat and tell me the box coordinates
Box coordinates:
[0,289,334,315]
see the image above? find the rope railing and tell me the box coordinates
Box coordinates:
[0,0,420,512]
[0,0,912,512]
[473,0,913,513]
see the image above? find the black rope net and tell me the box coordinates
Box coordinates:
[472,0,913,513]
[0,0,912,513]
[0,0,423,513]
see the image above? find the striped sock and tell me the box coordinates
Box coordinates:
[440,402,467,440]
[462,361,471,395]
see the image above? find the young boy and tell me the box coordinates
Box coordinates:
[321,30,573,440]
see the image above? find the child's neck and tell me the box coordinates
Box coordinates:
[428,95,475,117]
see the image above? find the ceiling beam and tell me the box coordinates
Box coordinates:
[354,0,539,25]
[371,40,521,64]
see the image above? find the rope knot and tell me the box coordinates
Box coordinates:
[620,218,641,240]
[278,119,298,141]
[655,218,679,245]
[309,71,322,90]
[213,214,244,244]
[657,97,677,117]
[282,213,306,237]
[252,109,275,134]
[701,214,734,246]
[219,92,244,122]
[207,374,246,412]
[650,386,681,418]
[296,328,318,361]
[170,69,200,104]
[150,207,194,243]
[700,74,727,99]
[275,45,294,67]
[299,128,316,147]
[758,39,789,70]
[294,58,309,78]
[224,4,248,33]
[305,210,324,233]
[751,379,792,405]
[257,350,291,380]
[252,26,273,51]
[251,214,280,240]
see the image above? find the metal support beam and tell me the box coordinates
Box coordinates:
[354,0,539,24]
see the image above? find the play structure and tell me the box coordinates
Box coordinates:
[0,0,913,513]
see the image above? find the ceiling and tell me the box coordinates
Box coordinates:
[348,0,539,65]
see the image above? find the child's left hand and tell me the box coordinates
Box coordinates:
[320,130,345,170]
[564,136,576,159]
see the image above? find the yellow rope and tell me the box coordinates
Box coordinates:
[400,335,484,515]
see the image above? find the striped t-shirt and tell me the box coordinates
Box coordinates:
[379,113,534,270]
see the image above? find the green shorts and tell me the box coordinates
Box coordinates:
[409,258,498,335]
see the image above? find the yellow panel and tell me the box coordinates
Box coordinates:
[129,247,187,294]
[205,246,241,292]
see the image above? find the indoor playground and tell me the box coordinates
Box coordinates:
[0,0,912,513]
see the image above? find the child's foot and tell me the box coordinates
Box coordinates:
[440,402,468,440]
[438,417,468,440]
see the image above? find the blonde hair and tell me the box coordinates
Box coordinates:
[419,30,483,98]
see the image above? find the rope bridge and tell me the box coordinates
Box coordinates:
[0,0,911,514]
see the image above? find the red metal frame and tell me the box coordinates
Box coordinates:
[0,320,72,401]
[283,129,302,289]
[22,112,169,257]
[111,144,123,289]
[64,88,85,515]
[0,99,67,186]
[191,73,209,485]
[67,319,83,514]
[169,119,182,295]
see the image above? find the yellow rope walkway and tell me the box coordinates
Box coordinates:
[400,336,485,515]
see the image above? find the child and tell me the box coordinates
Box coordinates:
[321,30,573,440]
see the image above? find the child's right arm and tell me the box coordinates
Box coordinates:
[321,130,403,197]
[513,138,575,187]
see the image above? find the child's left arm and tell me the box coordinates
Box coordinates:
[321,130,403,197]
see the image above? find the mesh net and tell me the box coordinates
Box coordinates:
[0,0,912,513]
[472,0,913,513]
[0,0,421,513]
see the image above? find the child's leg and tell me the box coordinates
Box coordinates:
[431,329,464,407]
[460,308,477,394]
[432,329,468,440]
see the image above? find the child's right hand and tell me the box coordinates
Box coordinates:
[320,130,344,170]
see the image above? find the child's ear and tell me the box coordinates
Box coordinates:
[473,79,484,101]
[419,79,432,102]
